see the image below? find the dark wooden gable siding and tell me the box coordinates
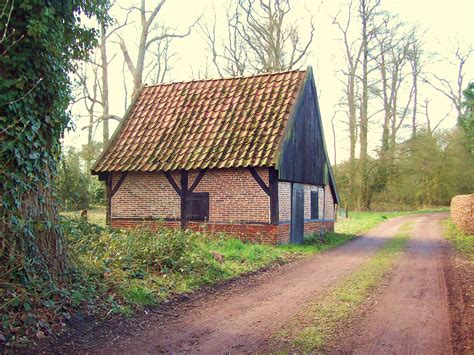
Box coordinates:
[276,68,327,186]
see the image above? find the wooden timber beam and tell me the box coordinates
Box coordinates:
[180,170,188,229]
[268,167,279,225]
[248,167,270,197]
[188,169,207,194]
[111,172,128,197]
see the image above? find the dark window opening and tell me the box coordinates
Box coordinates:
[186,192,209,221]
[310,191,319,219]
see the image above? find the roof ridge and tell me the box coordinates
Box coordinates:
[144,68,306,88]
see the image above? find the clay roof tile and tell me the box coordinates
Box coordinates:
[92,69,306,172]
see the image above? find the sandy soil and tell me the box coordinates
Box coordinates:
[36,215,414,354]
[334,213,455,354]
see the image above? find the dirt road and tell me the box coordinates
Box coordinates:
[335,213,453,354]
[44,213,459,354]
[93,214,423,354]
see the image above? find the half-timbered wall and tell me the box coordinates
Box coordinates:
[111,168,270,224]
[190,168,270,223]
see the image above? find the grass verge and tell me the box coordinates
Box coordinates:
[335,208,447,235]
[61,204,106,226]
[442,218,474,261]
[275,221,414,352]
[0,218,353,348]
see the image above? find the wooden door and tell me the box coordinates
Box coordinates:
[291,183,304,244]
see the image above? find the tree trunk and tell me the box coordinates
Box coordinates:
[2,169,70,282]
[100,21,110,144]
[359,0,369,210]
[412,67,418,137]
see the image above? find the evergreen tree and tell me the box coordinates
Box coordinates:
[459,82,474,154]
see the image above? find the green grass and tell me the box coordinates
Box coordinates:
[276,222,413,352]
[278,232,355,254]
[120,284,157,306]
[61,204,106,226]
[59,207,447,306]
[336,207,448,235]
[60,219,358,310]
[442,218,474,261]
[58,207,443,309]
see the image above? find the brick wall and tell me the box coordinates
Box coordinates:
[304,185,312,219]
[110,168,336,244]
[304,220,334,235]
[110,218,334,245]
[111,171,180,219]
[318,186,324,219]
[324,184,335,220]
[188,222,278,244]
[111,167,270,223]
[110,219,280,244]
[190,167,270,223]
[278,181,291,222]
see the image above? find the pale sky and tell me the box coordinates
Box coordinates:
[65,0,474,165]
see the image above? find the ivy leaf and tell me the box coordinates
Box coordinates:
[15,80,25,90]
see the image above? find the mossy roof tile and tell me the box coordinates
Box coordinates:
[92,69,305,172]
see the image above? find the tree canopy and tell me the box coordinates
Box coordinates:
[459,81,474,154]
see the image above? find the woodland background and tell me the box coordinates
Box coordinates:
[61,0,474,212]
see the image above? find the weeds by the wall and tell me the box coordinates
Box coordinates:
[1,217,354,348]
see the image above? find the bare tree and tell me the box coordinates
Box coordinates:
[333,0,382,209]
[358,0,381,169]
[375,17,417,151]
[117,0,198,98]
[421,98,450,135]
[79,21,123,144]
[201,0,314,76]
[99,20,111,144]
[330,110,338,174]
[78,62,100,147]
[426,42,473,118]
[333,0,362,168]
[408,32,425,137]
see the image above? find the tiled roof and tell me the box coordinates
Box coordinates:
[92,69,306,172]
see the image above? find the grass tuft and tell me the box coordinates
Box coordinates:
[442,218,474,261]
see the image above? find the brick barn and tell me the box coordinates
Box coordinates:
[91,67,340,244]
